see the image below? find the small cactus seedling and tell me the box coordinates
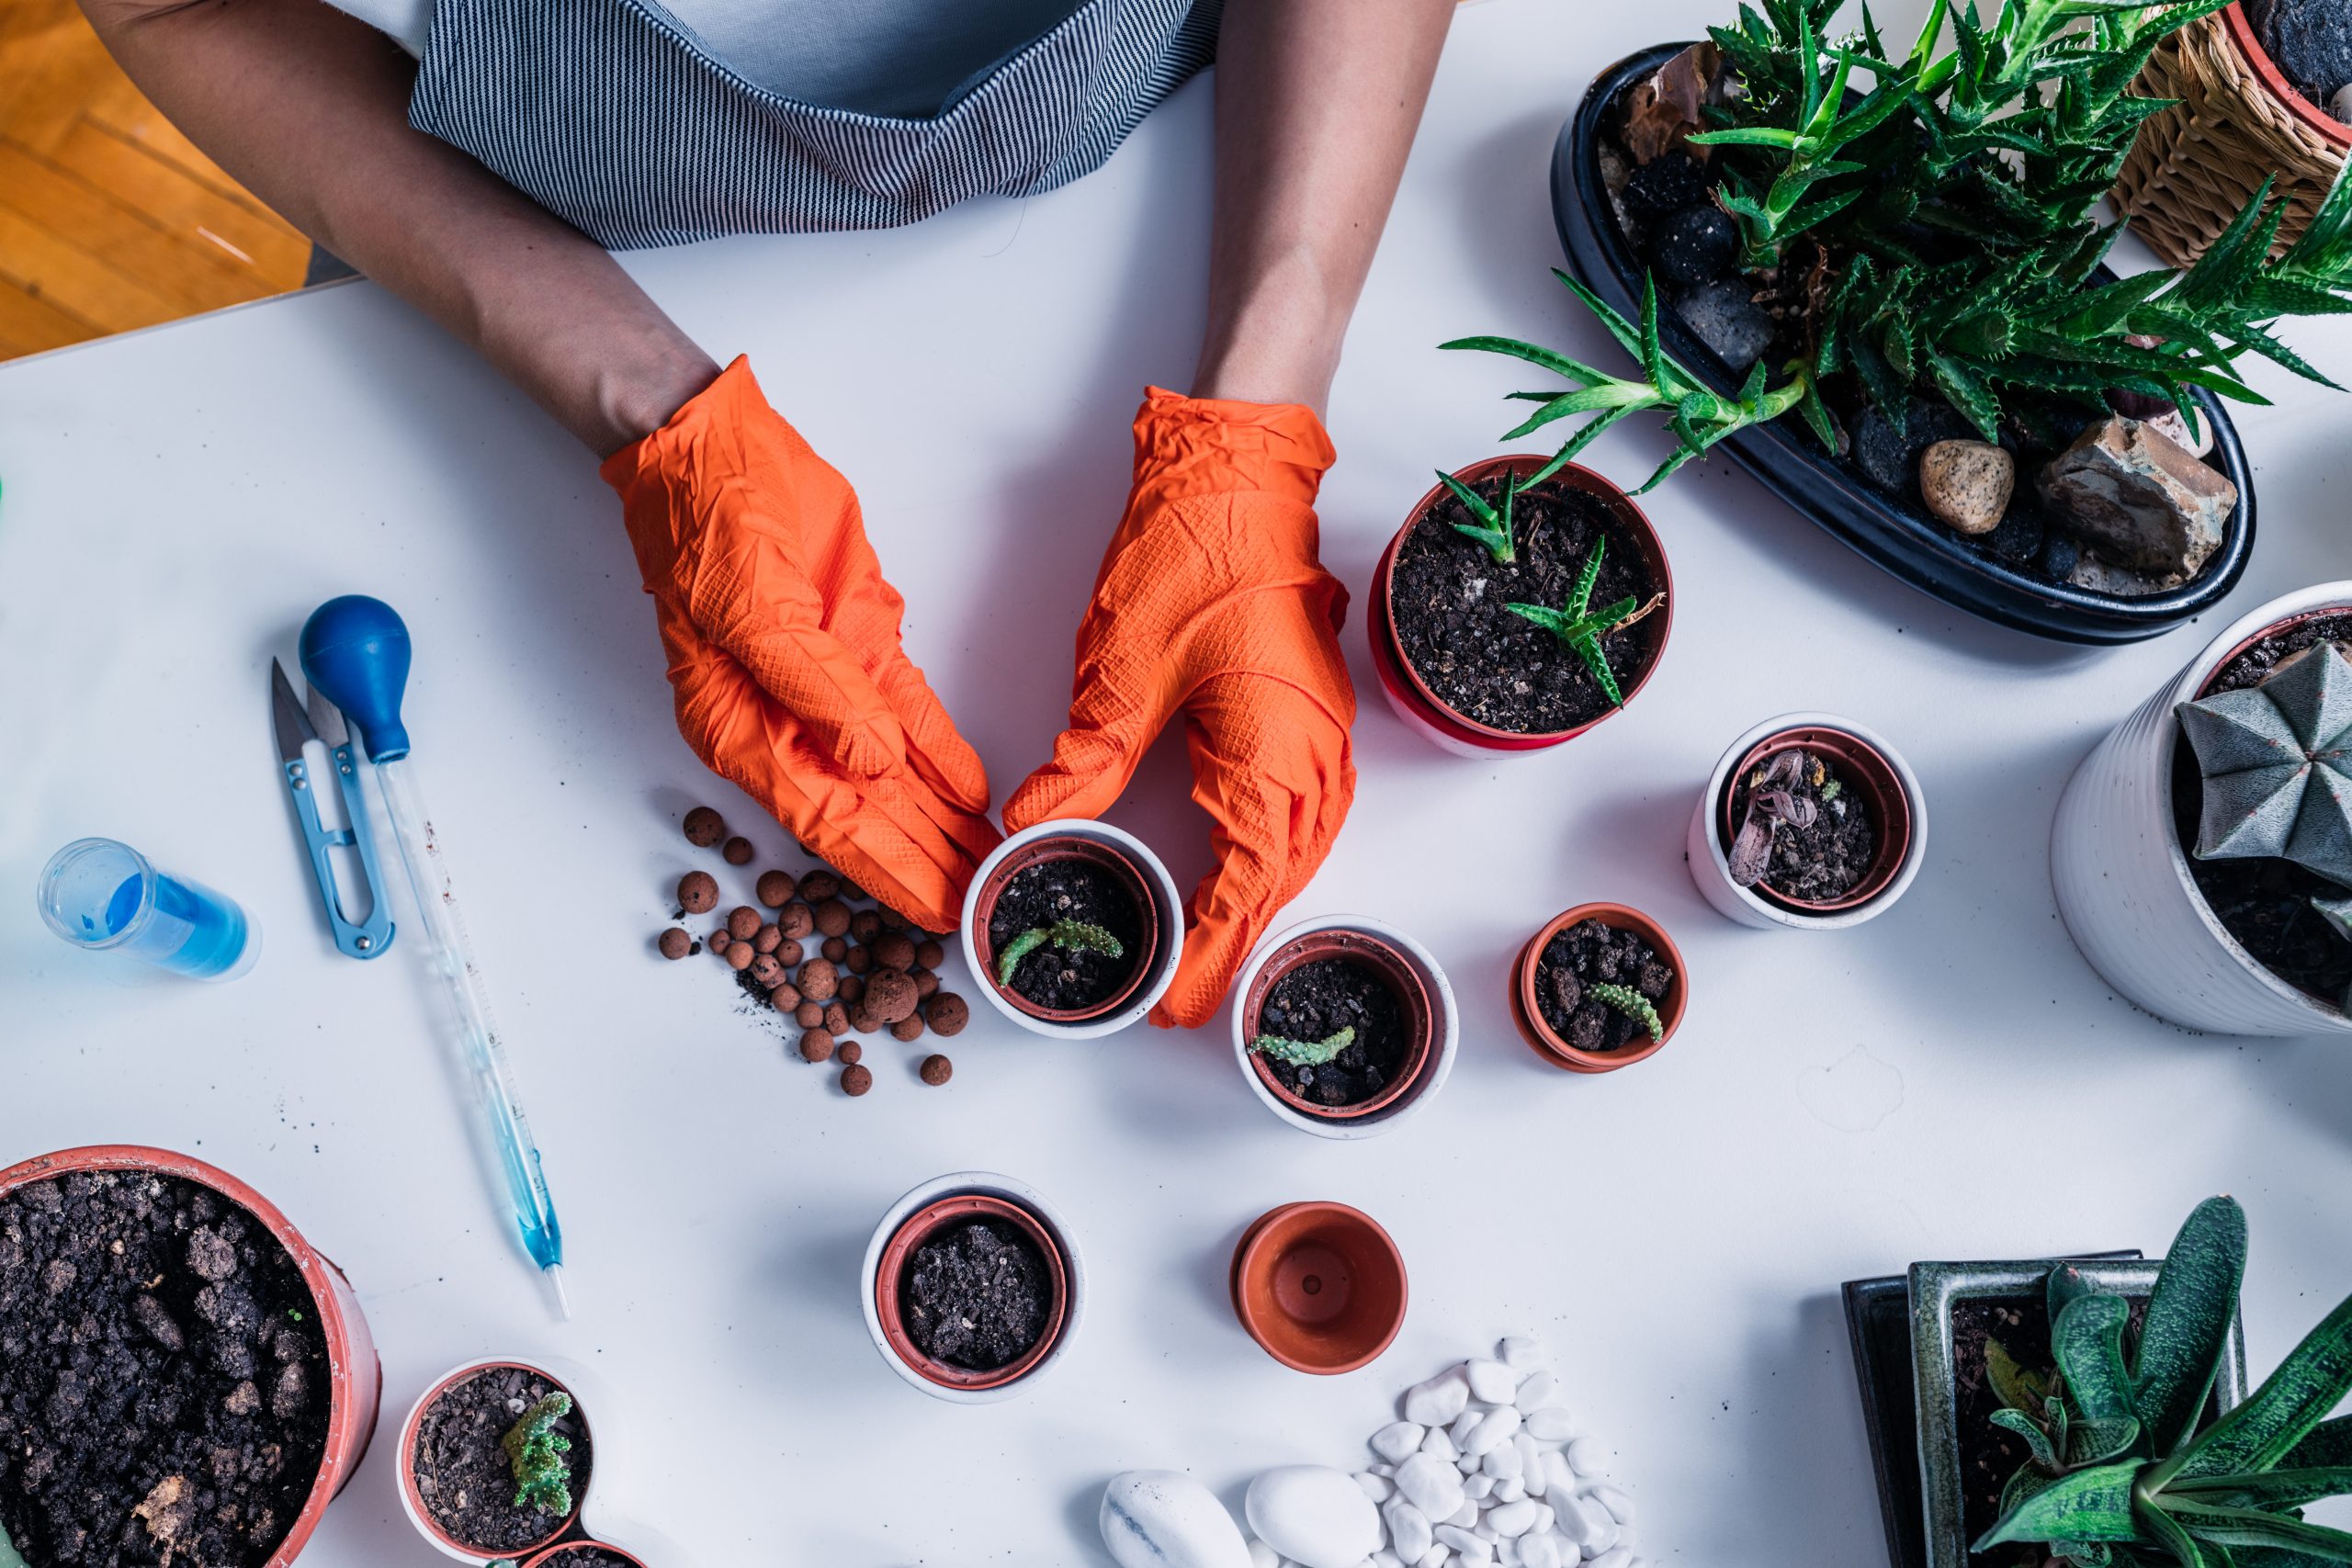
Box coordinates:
[502,1393,575,1518]
[1586,982,1664,1043]
[1506,539,1665,706]
[996,919,1125,988]
[1248,1026,1356,1066]
[2177,642,2352,888]
[1438,470,1517,566]
[1727,749,1820,888]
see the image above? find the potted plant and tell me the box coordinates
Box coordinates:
[961,818,1184,1039]
[2053,580,2352,1034]
[1229,1202,1408,1376]
[1510,903,1689,1071]
[399,1358,594,1562]
[1370,455,1672,756]
[525,1545,650,1567]
[861,1172,1086,1404]
[1689,713,1928,930]
[1513,0,2352,642]
[1229,915,1460,1138]
[0,1145,380,1568]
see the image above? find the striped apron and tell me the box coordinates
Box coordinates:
[409,0,1223,250]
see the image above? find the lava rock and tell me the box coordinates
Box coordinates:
[1674,279,1775,370]
[1986,503,2046,564]
[2249,0,2352,108]
[2038,531,2083,581]
[2039,415,2238,576]
[1622,149,1710,220]
[1648,203,1738,287]
[1852,400,1977,501]
[1918,439,2015,535]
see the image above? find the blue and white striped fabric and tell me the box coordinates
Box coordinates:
[410,0,1223,251]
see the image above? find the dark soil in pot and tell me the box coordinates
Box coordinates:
[1533,919,1676,1053]
[413,1366,592,1553]
[545,1550,638,1568]
[899,1220,1054,1372]
[1390,472,1664,734]
[0,1169,332,1568]
[986,857,1145,1012]
[1254,957,1411,1108]
[2172,613,2352,1007]
[1729,750,1878,904]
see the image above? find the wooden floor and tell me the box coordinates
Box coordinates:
[0,0,310,361]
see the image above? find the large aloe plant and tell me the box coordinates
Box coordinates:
[1973,1195,2352,1566]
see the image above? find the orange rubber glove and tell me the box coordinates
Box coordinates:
[1005,389,1357,1029]
[602,356,998,932]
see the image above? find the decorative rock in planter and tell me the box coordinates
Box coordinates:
[1674,279,1774,369]
[2039,415,2241,578]
[1917,440,2013,535]
[1100,1472,1253,1568]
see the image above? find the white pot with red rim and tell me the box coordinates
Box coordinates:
[960,818,1184,1039]
[398,1356,608,1562]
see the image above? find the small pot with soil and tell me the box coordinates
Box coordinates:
[1510,904,1688,1072]
[1689,713,1928,930]
[0,1145,382,1568]
[1230,915,1459,1139]
[524,1544,650,1567]
[1228,1202,1408,1376]
[2053,581,2352,1034]
[861,1172,1085,1404]
[961,818,1183,1039]
[398,1359,594,1561]
[1371,455,1673,756]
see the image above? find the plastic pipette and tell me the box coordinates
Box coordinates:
[300,596,571,1319]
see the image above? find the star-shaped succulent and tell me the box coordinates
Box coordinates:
[2177,642,2352,886]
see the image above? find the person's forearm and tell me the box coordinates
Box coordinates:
[80,0,715,454]
[1192,0,1453,413]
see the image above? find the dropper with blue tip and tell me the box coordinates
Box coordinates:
[302,595,571,1320]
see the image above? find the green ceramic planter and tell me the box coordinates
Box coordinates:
[1906,1258,2248,1568]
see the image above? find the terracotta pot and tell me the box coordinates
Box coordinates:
[874,1192,1072,1395]
[398,1359,590,1561]
[1510,903,1689,1072]
[1715,724,1917,914]
[1229,1202,1408,1375]
[526,1545,648,1567]
[1372,455,1673,757]
[1239,927,1434,1121]
[0,1146,380,1568]
[962,819,1182,1036]
[2223,2,2352,152]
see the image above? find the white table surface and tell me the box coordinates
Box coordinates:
[7,2,2352,1562]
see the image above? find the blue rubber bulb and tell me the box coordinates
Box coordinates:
[300,595,413,762]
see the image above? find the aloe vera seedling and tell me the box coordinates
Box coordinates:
[1506,538,1665,707]
[1973,1193,2352,1565]
[1249,1026,1356,1066]
[996,919,1125,987]
[1439,470,1517,566]
[1587,982,1665,1043]
[2177,642,2352,889]
[502,1392,575,1517]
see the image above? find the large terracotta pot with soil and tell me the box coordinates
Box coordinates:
[861,1172,1085,1404]
[1229,1202,1408,1375]
[1688,713,1928,931]
[1510,904,1688,1072]
[0,1145,381,1568]
[1230,915,1459,1138]
[1371,455,1672,756]
[398,1358,595,1561]
[2053,581,2352,1034]
[961,818,1184,1039]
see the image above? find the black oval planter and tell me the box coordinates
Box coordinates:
[1555,42,2257,646]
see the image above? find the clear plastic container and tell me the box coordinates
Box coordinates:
[36,838,261,980]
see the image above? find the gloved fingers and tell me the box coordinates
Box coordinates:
[1002,657,1181,834]
[1148,671,1356,1031]
[866,649,994,818]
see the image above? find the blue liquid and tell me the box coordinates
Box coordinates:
[38,839,257,980]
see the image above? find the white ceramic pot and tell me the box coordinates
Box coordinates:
[2052,582,2352,1036]
[860,1171,1087,1405]
[1229,914,1459,1140]
[960,818,1184,1040]
[1687,712,1928,931]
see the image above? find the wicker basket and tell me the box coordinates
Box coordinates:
[2114,2,2349,268]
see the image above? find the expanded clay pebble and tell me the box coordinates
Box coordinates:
[841,1064,873,1096]
[913,969,940,998]
[921,1054,953,1085]
[915,939,945,970]
[838,878,866,901]
[683,806,727,846]
[848,1004,882,1035]
[798,870,841,902]
[872,932,916,971]
[813,899,853,938]
[799,1031,834,1063]
[774,937,805,967]
[824,1002,850,1036]
[820,936,848,964]
[865,969,919,1024]
[892,1015,927,1043]
[926,993,969,1036]
[837,974,865,1007]
[658,928,692,960]
[753,924,783,953]
[678,871,719,913]
[797,958,839,1001]
[756,869,797,907]
[796,1000,825,1030]
[779,902,815,939]
[750,953,786,988]
[850,909,883,942]
[844,945,872,975]
[727,906,761,941]
[769,982,802,1011]
[722,836,754,865]
[725,943,754,972]
[838,1043,863,1066]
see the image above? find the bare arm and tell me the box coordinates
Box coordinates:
[1192,0,1454,414]
[79,0,716,454]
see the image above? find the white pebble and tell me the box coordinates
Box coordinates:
[1585,1485,1634,1526]
[1464,1473,1493,1500]
[1422,1427,1460,1463]
[1565,1438,1606,1477]
[1101,1472,1256,1568]
[1447,1500,1479,1529]
[1358,1472,1396,1504]
[1385,1497,1434,1561]
[1246,1466,1385,1568]
[1589,1551,1632,1568]
[1465,1359,1517,1404]
[1418,1549,1450,1568]
[1404,1367,1473,1427]
[1373,1554,1403,1568]
[1450,1408,1484,1446]
[1487,1499,1540,1538]
[1370,1463,1396,1479]
[1373,1423,1426,1463]
[1498,1336,1544,1371]
[1493,1478,1526,1504]
[1541,1451,1575,1498]
[1513,1371,1557,1411]
[1532,1506,1555,1536]
[1515,1436,1545,1497]
[1496,1540,1521,1568]
[1482,1443,1521,1481]
[1464,1406,1521,1458]
[1520,1534,1561,1568]
[1394,1454,1465,1522]
[1434,1526,1487,1557]
[1581,1517,1620,1555]
[1250,1544,1282,1568]
[1522,1408,1575,1443]
[1551,1492,1605,1548]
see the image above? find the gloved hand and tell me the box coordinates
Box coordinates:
[1005,389,1357,1029]
[602,355,998,932]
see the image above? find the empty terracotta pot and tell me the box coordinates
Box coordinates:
[526,1545,648,1567]
[1372,455,1674,756]
[1717,723,1916,913]
[1239,927,1434,1121]
[1510,903,1689,1073]
[1231,1202,1408,1375]
[874,1192,1072,1395]
[398,1359,589,1562]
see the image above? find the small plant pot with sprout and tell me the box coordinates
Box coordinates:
[1370,454,1672,757]
[398,1358,594,1562]
[1510,903,1689,1072]
[1231,915,1459,1138]
[961,818,1184,1040]
[1689,713,1927,930]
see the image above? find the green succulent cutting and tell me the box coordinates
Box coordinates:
[1248,1026,1357,1066]
[1586,982,1666,1043]
[997,919,1125,987]
[501,1392,575,1517]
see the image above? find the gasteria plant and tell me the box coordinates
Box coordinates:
[1249,1026,1357,1066]
[502,1393,575,1517]
[997,919,1125,988]
[1971,1194,2352,1565]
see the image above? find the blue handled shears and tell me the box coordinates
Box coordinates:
[270,658,395,958]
